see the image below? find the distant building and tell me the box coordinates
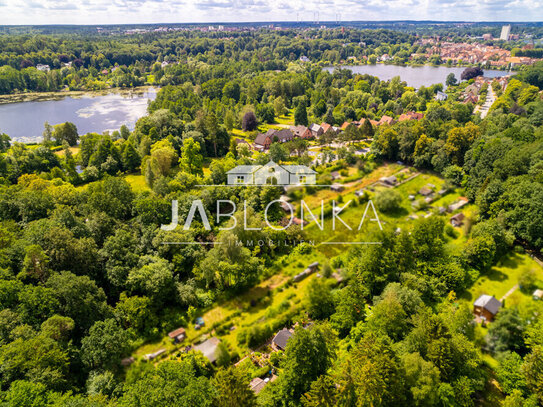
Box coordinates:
[419,186,433,196]
[293,261,319,282]
[320,123,335,134]
[482,33,493,41]
[167,327,186,343]
[448,197,469,212]
[250,377,269,394]
[450,212,465,227]
[309,123,324,138]
[435,90,448,101]
[289,125,312,139]
[473,295,502,322]
[380,175,398,186]
[194,337,221,363]
[500,25,511,41]
[378,115,396,126]
[254,129,294,150]
[299,55,310,63]
[272,328,293,351]
[36,64,50,72]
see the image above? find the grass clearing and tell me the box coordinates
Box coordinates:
[123,173,150,193]
[459,252,543,306]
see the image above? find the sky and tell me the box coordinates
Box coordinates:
[0,0,542,25]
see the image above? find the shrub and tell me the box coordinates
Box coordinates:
[374,189,402,213]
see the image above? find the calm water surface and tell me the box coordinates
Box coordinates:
[324,65,513,88]
[0,87,157,143]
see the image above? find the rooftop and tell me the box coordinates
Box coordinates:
[474,294,502,315]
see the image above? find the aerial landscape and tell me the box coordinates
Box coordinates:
[0,2,543,406]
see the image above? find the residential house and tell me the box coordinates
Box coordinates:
[435,91,448,101]
[321,123,335,133]
[398,112,424,121]
[290,125,312,139]
[227,161,316,186]
[473,295,502,322]
[309,123,324,138]
[254,133,272,151]
[227,165,261,185]
[340,121,351,131]
[330,171,341,180]
[194,337,221,363]
[450,212,465,227]
[464,94,479,104]
[271,328,293,351]
[254,129,294,150]
[378,115,396,126]
[268,128,294,143]
[167,327,186,343]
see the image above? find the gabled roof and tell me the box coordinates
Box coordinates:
[255,133,271,146]
[309,123,323,132]
[320,123,333,132]
[267,128,294,141]
[284,165,316,174]
[272,328,293,350]
[379,115,395,125]
[290,125,309,136]
[227,165,262,174]
[474,295,502,315]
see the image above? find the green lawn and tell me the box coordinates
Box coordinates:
[123,173,150,193]
[459,252,543,307]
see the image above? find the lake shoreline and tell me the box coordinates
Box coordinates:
[0,85,158,105]
[324,61,513,72]
[322,64,514,88]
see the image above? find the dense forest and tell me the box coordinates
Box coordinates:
[0,27,543,406]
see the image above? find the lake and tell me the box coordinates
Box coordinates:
[323,65,513,88]
[0,87,157,143]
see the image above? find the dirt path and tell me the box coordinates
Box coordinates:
[500,284,518,302]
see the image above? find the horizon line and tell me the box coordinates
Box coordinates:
[1,20,541,27]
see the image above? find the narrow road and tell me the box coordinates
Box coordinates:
[475,84,496,119]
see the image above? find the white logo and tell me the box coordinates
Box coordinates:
[226,160,316,186]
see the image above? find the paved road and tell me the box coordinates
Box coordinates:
[475,85,496,119]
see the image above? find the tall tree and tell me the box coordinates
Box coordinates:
[179,137,204,176]
[295,102,308,126]
[213,366,256,407]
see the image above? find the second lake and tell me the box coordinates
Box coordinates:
[323,64,513,88]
